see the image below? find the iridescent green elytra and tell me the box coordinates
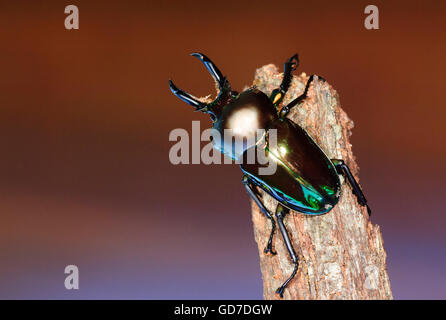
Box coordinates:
[241,116,341,215]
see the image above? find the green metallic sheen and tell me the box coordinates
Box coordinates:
[241,116,341,215]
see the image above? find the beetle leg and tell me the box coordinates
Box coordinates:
[275,205,299,298]
[332,159,372,216]
[280,74,326,118]
[242,175,277,255]
[270,54,299,107]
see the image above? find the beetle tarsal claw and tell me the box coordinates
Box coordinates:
[275,287,285,298]
[264,248,277,256]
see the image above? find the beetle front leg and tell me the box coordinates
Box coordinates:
[242,175,277,255]
[275,205,299,298]
[332,159,371,216]
[270,54,299,107]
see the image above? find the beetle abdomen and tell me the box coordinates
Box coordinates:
[241,118,341,215]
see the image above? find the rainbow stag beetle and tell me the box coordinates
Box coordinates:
[168,53,371,297]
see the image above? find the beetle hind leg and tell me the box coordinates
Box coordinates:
[242,175,277,255]
[332,159,371,216]
[275,205,299,298]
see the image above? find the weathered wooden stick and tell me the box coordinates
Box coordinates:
[250,64,392,300]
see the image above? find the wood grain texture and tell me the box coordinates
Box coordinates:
[250,64,392,300]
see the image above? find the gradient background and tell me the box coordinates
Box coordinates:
[0,0,445,299]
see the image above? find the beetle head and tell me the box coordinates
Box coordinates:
[169,53,237,123]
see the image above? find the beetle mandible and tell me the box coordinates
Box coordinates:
[169,53,371,297]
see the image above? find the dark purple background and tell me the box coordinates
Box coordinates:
[0,0,445,299]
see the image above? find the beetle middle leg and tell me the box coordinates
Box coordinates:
[332,159,371,216]
[242,175,277,255]
[275,204,299,298]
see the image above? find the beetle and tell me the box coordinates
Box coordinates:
[168,53,370,297]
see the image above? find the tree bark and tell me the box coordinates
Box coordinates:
[249,64,392,300]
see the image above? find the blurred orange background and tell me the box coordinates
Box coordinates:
[0,0,445,298]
